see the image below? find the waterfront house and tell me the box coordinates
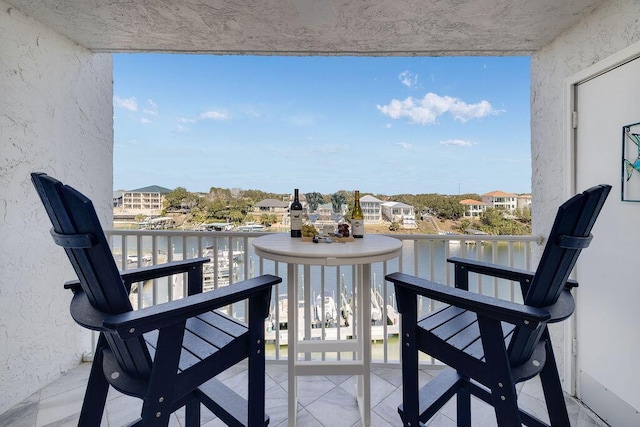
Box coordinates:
[360,194,383,224]
[459,198,487,218]
[482,190,518,211]
[254,199,290,215]
[2,1,640,425]
[254,198,290,225]
[381,201,417,228]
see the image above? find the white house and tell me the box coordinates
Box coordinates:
[459,199,487,217]
[381,201,417,228]
[360,194,383,224]
[481,190,518,211]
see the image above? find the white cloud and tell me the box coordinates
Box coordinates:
[114,96,138,111]
[140,118,151,124]
[395,142,412,149]
[399,70,418,88]
[178,110,230,124]
[440,139,474,147]
[377,92,502,125]
[199,110,229,120]
[143,99,158,116]
[386,123,392,129]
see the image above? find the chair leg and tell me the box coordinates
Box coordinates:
[79,336,110,426]
[456,383,471,427]
[184,399,201,427]
[477,317,522,426]
[397,290,420,427]
[400,339,420,426]
[142,322,184,426]
[248,294,267,426]
[539,332,570,426]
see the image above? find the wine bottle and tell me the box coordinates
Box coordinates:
[290,188,303,238]
[351,190,364,238]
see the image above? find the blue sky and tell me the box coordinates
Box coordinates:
[113,55,531,196]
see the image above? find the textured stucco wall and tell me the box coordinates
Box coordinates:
[531,0,640,239]
[0,3,113,413]
[531,0,640,390]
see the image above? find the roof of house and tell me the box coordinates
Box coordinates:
[255,199,289,208]
[361,195,383,203]
[459,199,486,205]
[382,201,413,208]
[482,190,517,197]
[128,185,173,194]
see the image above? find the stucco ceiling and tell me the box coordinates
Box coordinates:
[6,0,606,55]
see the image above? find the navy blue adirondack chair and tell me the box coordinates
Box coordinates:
[31,173,281,426]
[386,184,610,426]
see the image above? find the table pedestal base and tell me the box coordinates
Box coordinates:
[287,263,372,426]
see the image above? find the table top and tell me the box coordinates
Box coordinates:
[252,233,402,266]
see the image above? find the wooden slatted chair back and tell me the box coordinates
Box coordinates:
[508,184,611,365]
[31,173,152,378]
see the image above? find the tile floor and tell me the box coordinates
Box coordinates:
[0,362,608,426]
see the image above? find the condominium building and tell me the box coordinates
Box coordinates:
[117,185,172,216]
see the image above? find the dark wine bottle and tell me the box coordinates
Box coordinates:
[351,190,364,238]
[290,188,303,238]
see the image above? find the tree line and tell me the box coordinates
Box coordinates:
[161,187,531,235]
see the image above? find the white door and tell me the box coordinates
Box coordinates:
[574,55,640,426]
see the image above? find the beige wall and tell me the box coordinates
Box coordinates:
[0,3,113,412]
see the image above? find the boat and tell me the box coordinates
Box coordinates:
[203,246,244,262]
[267,294,304,331]
[237,222,266,232]
[201,222,234,231]
[138,216,174,229]
[370,289,383,324]
[314,291,338,326]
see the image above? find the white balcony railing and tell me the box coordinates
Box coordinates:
[105,229,540,364]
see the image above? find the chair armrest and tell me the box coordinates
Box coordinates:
[103,274,282,338]
[120,257,210,283]
[447,257,578,289]
[386,272,549,330]
[63,257,211,293]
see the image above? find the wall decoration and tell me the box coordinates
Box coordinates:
[622,122,640,201]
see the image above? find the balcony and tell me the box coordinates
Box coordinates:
[0,230,607,425]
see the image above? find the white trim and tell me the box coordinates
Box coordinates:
[562,38,640,397]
